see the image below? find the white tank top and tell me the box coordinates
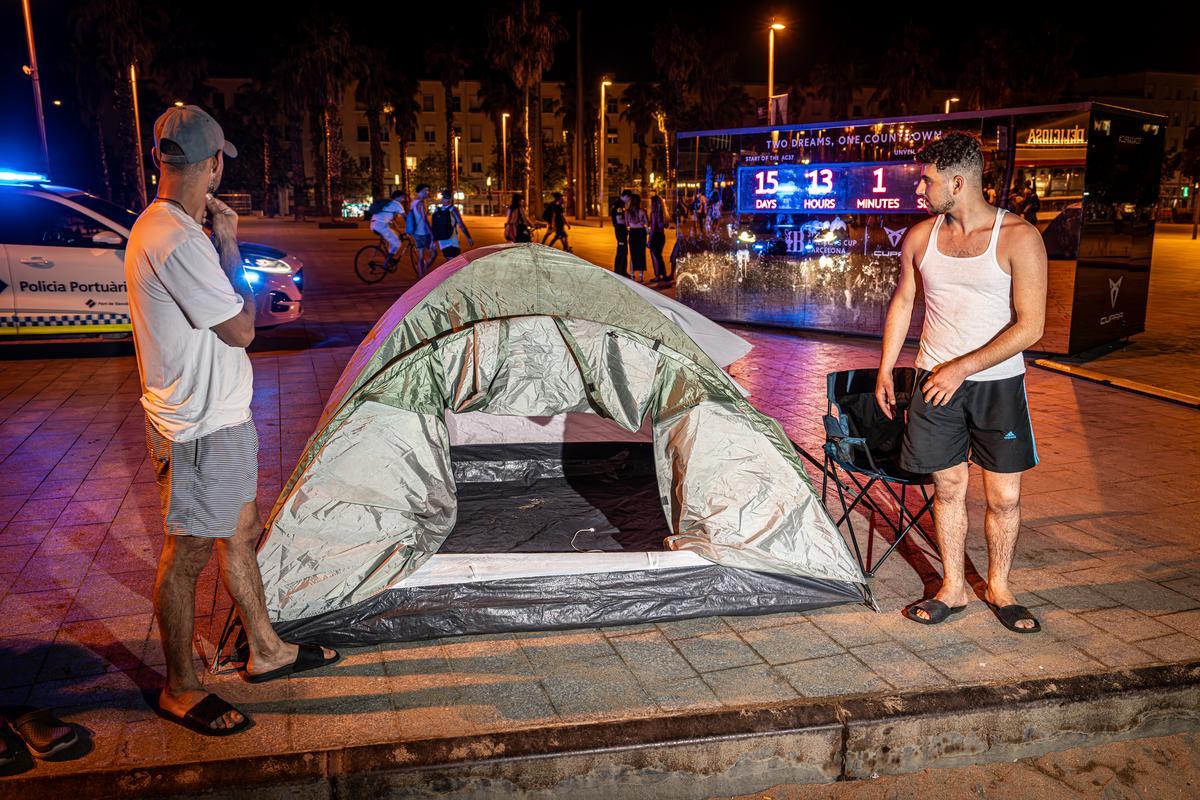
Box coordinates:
[915,209,1025,381]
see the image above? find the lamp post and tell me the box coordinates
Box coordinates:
[130,63,148,208]
[501,112,510,198]
[20,0,50,175]
[453,133,461,196]
[767,22,785,126]
[599,76,612,227]
[944,97,960,115]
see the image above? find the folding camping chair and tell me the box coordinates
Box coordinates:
[820,367,937,577]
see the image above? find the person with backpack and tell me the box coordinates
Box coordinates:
[368,190,407,265]
[611,189,632,277]
[541,191,571,251]
[625,193,649,283]
[432,189,474,261]
[406,184,434,277]
[504,194,534,243]
[1021,180,1041,225]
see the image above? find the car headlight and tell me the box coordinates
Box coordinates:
[242,255,292,274]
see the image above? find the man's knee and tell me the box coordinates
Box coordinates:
[160,535,213,578]
[932,467,968,503]
[986,483,1022,516]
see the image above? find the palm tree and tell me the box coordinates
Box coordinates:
[871,24,935,116]
[234,81,280,215]
[620,82,660,190]
[479,71,524,192]
[811,61,860,120]
[426,44,468,193]
[356,46,396,199]
[70,0,165,206]
[295,13,353,218]
[386,75,421,195]
[958,33,1013,111]
[489,0,567,215]
[652,22,700,185]
[267,51,310,219]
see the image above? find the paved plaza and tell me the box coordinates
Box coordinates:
[1,218,1198,796]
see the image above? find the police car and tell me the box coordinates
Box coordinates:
[0,169,302,338]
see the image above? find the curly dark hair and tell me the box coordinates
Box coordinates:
[915,132,984,184]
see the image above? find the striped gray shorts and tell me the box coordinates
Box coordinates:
[146,418,259,538]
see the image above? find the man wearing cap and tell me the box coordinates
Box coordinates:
[125,106,338,736]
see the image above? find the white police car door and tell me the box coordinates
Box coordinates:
[0,242,14,335]
[4,193,129,334]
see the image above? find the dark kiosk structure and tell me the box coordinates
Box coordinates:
[672,103,1166,355]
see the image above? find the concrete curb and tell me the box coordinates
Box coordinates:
[1031,359,1200,409]
[5,661,1199,799]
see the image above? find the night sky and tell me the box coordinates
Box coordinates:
[3,0,1197,183]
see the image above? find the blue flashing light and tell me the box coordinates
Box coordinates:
[242,268,262,286]
[0,168,50,183]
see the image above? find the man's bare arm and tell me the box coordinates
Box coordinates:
[206,195,256,349]
[875,224,924,418]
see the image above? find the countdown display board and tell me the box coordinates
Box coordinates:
[737,162,928,214]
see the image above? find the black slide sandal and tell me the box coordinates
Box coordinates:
[154,693,253,737]
[987,602,1042,634]
[244,643,340,684]
[903,598,968,625]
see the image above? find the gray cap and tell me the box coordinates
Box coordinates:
[153,105,237,164]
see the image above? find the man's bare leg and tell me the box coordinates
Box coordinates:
[980,468,1035,629]
[215,501,334,675]
[154,533,243,730]
[914,462,972,620]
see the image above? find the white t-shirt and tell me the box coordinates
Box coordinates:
[370,199,404,226]
[125,201,253,442]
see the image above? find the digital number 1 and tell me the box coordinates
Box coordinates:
[872,167,887,194]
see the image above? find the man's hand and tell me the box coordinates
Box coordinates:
[875,372,896,419]
[205,193,239,245]
[922,361,968,406]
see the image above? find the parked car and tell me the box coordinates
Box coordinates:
[0,171,302,338]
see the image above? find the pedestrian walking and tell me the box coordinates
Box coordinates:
[124,106,337,737]
[407,184,435,277]
[626,193,649,283]
[504,193,534,243]
[648,193,669,285]
[876,132,1047,634]
[541,191,572,251]
[690,190,707,236]
[611,189,632,277]
[432,189,474,260]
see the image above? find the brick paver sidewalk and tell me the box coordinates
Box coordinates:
[2,321,1198,783]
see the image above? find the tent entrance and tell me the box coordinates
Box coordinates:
[446,442,666,555]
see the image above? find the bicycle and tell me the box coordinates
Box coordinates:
[355,233,417,284]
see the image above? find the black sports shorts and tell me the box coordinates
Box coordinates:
[900,370,1038,474]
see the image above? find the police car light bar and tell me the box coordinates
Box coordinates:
[0,168,50,183]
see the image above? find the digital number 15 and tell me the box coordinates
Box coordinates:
[754,170,779,194]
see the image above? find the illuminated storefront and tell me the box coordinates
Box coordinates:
[673,103,1165,355]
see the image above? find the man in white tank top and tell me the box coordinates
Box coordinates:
[876,133,1048,634]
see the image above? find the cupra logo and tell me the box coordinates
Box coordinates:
[884,226,907,247]
[1109,277,1123,309]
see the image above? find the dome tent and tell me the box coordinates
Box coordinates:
[251,244,868,645]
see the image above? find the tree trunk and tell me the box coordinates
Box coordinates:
[444,84,455,193]
[366,108,385,199]
[310,106,327,216]
[262,129,272,216]
[522,86,531,204]
[400,139,410,194]
[289,119,307,220]
[531,80,543,219]
[96,121,111,200]
[638,138,648,190]
[325,103,345,219]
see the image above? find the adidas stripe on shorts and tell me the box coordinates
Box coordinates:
[146,418,259,538]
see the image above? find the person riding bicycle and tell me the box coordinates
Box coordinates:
[368,190,408,264]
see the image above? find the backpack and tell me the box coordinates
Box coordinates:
[542,203,556,223]
[431,206,454,240]
[365,198,389,221]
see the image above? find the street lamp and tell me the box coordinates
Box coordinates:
[768,21,786,126]
[944,97,960,115]
[130,63,148,208]
[599,76,612,226]
[21,0,50,174]
[501,112,510,197]
[453,133,461,196]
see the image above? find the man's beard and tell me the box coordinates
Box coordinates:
[928,195,954,215]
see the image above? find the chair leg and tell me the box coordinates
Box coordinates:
[832,468,868,573]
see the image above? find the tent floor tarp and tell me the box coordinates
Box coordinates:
[273,442,866,645]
